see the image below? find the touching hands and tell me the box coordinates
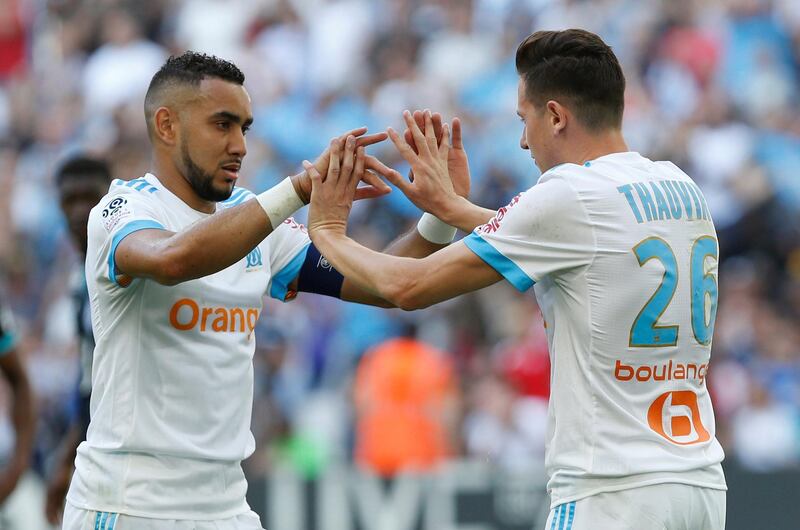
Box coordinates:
[403,110,471,200]
[382,110,471,224]
[305,135,364,237]
[291,127,392,204]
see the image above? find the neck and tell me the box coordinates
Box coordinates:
[546,128,629,171]
[152,154,216,214]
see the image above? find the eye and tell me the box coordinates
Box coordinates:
[216,121,231,130]
[242,125,250,136]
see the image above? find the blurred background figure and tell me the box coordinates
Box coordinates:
[0,0,794,527]
[0,295,36,527]
[44,155,111,525]
[353,324,459,476]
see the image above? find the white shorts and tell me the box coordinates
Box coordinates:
[543,483,726,530]
[62,503,265,530]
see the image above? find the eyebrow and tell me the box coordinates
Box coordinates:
[211,111,254,128]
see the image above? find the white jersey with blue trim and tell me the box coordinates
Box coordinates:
[68,173,310,519]
[463,152,726,508]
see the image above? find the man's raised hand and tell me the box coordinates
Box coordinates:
[383,110,464,221]
[403,110,471,200]
[291,127,391,204]
[305,136,364,236]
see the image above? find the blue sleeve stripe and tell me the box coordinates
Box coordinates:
[224,188,246,203]
[0,334,16,355]
[228,192,254,207]
[269,243,311,301]
[107,220,166,286]
[462,233,534,292]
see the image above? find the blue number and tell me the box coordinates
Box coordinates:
[630,238,679,347]
[690,237,718,345]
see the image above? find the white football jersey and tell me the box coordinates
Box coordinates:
[67,174,310,519]
[463,152,726,507]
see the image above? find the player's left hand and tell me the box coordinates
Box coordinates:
[306,136,363,237]
[291,127,390,204]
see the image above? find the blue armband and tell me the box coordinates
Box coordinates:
[296,244,344,299]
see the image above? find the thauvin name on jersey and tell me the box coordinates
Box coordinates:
[617,180,710,224]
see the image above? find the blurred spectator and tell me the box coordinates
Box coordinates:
[353,327,459,475]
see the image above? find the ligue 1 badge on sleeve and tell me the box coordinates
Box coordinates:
[102,197,132,232]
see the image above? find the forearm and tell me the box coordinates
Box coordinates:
[339,223,449,306]
[161,200,274,281]
[8,376,34,476]
[439,196,496,233]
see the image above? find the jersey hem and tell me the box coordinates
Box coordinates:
[548,477,728,509]
[65,498,251,521]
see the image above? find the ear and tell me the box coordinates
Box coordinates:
[153,106,178,146]
[546,100,567,135]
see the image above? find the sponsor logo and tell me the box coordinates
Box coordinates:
[101,197,132,232]
[614,359,707,385]
[477,193,521,234]
[283,217,308,234]
[647,390,710,445]
[245,247,263,270]
[169,298,259,333]
[317,255,332,270]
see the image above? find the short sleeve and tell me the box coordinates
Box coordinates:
[265,217,311,301]
[0,303,17,356]
[89,188,167,287]
[462,176,594,291]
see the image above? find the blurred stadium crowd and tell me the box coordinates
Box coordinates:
[0,0,800,514]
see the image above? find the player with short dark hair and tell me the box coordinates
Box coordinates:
[306,29,726,530]
[45,155,112,524]
[62,51,464,530]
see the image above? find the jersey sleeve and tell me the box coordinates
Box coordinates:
[0,303,17,356]
[265,217,311,301]
[89,187,167,287]
[462,175,594,291]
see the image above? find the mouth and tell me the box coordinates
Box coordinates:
[220,163,241,181]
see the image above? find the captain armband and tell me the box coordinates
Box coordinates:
[296,244,345,298]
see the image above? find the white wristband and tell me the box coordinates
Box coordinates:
[256,177,304,229]
[417,212,457,244]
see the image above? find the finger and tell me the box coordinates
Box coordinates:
[432,112,444,145]
[355,131,388,147]
[338,126,368,141]
[366,154,409,192]
[404,110,430,158]
[355,182,392,200]
[303,160,323,186]
[413,110,425,134]
[339,135,356,187]
[404,129,418,154]
[354,145,366,179]
[439,122,451,160]
[452,117,463,149]
[359,160,392,194]
[424,111,438,154]
[387,126,423,168]
[327,138,341,182]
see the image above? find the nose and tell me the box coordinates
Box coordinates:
[229,128,247,158]
[520,128,529,150]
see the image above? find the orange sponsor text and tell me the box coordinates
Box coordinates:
[169,298,259,333]
[615,359,707,385]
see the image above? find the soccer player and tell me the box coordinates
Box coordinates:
[0,299,35,507]
[63,51,463,530]
[305,29,726,529]
[45,156,112,524]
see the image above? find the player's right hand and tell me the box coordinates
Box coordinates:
[403,110,471,200]
[384,110,461,220]
[291,126,391,204]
